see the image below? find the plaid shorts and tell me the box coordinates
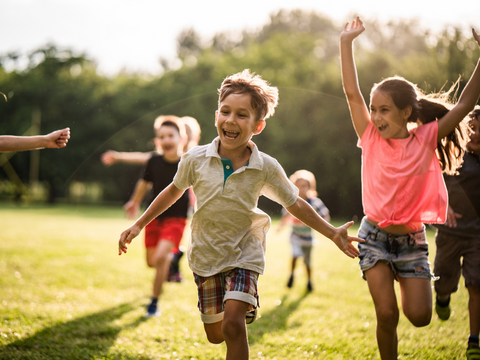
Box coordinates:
[193,268,259,324]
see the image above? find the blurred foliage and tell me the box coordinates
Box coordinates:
[0,10,478,219]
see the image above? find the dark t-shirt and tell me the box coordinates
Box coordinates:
[140,154,189,219]
[434,152,480,237]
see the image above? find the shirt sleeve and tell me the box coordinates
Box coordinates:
[357,121,374,149]
[261,159,299,208]
[415,121,438,150]
[311,197,330,218]
[173,152,194,190]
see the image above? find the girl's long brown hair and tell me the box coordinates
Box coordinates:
[372,76,470,175]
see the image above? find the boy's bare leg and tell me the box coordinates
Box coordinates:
[151,240,175,298]
[223,299,250,360]
[365,262,399,360]
[468,285,480,338]
[204,321,224,344]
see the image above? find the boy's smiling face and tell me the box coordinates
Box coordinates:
[155,124,182,158]
[467,114,480,156]
[215,93,265,157]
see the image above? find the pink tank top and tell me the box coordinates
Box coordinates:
[358,121,447,229]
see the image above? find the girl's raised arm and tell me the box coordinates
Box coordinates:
[437,28,480,140]
[340,17,371,139]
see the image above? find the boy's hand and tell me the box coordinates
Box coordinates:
[118,225,141,255]
[46,128,70,148]
[340,16,365,42]
[123,200,140,219]
[331,221,364,258]
[445,205,462,228]
[101,150,118,166]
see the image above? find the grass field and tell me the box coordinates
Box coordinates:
[0,204,469,359]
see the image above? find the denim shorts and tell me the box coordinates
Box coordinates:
[357,217,435,281]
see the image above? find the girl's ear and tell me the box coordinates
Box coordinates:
[254,120,266,135]
[403,106,412,120]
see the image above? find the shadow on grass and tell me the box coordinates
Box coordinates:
[0,302,146,360]
[248,290,310,345]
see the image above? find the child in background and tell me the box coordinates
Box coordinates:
[433,107,480,360]
[0,128,70,152]
[119,69,362,360]
[340,17,480,360]
[123,116,189,317]
[103,115,201,282]
[101,115,201,166]
[278,170,330,292]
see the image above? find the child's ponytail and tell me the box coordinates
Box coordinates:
[417,86,470,175]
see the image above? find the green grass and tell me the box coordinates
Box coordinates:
[0,204,469,359]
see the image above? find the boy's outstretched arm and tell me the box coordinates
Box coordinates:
[437,28,480,139]
[0,128,70,152]
[118,182,185,255]
[286,197,363,258]
[101,150,152,166]
[340,16,370,139]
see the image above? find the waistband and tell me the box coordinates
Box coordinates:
[359,217,426,244]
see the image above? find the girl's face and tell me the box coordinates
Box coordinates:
[295,178,310,200]
[370,90,411,139]
[467,115,480,156]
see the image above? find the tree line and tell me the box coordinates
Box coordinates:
[0,9,478,219]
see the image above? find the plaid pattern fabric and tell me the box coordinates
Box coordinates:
[194,268,258,315]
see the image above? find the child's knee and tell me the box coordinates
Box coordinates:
[222,317,245,340]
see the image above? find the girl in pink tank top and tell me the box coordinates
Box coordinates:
[340,16,480,360]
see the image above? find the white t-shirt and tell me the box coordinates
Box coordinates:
[174,137,299,277]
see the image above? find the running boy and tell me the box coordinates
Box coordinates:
[123,116,190,317]
[278,169,330,292]
[433,107,480,360]
[118,69,362,360]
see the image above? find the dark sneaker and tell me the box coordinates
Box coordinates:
[307,280,313,292]
[467,345,480,360]
[287,274,294,288]
[245,307,257,325]
[168,272,183,283]
[435,300,450,321]
[145,301,161,318]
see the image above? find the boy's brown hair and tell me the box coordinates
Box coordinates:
[218,69,279,121]
[289,170,318,198]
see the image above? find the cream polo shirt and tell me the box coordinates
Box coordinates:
[173,137,299,277]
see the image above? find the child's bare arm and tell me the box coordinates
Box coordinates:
[340,16,370,139]
[438,29,480,139]
[123,179,152,219]
[118,182,185,255]
[101,150,152,166]
[286,197,363,258]
[0,128,70,151]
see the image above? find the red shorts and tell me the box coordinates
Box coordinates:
[144,217,187,249]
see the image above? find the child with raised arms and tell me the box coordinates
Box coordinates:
[118,69,362,360]
[340,17,480,360]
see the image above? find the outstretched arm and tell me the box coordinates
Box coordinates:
[0,128,70,152]
[101,150,152,166]
[340,17,371,139]
[286,197,363,258]
[118,182,185,255]
[438,29,480,140]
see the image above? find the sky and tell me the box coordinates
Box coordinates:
[1,0,479,76]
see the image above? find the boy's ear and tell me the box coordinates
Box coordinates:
[254,120,266,135]
[214,110,218,126]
